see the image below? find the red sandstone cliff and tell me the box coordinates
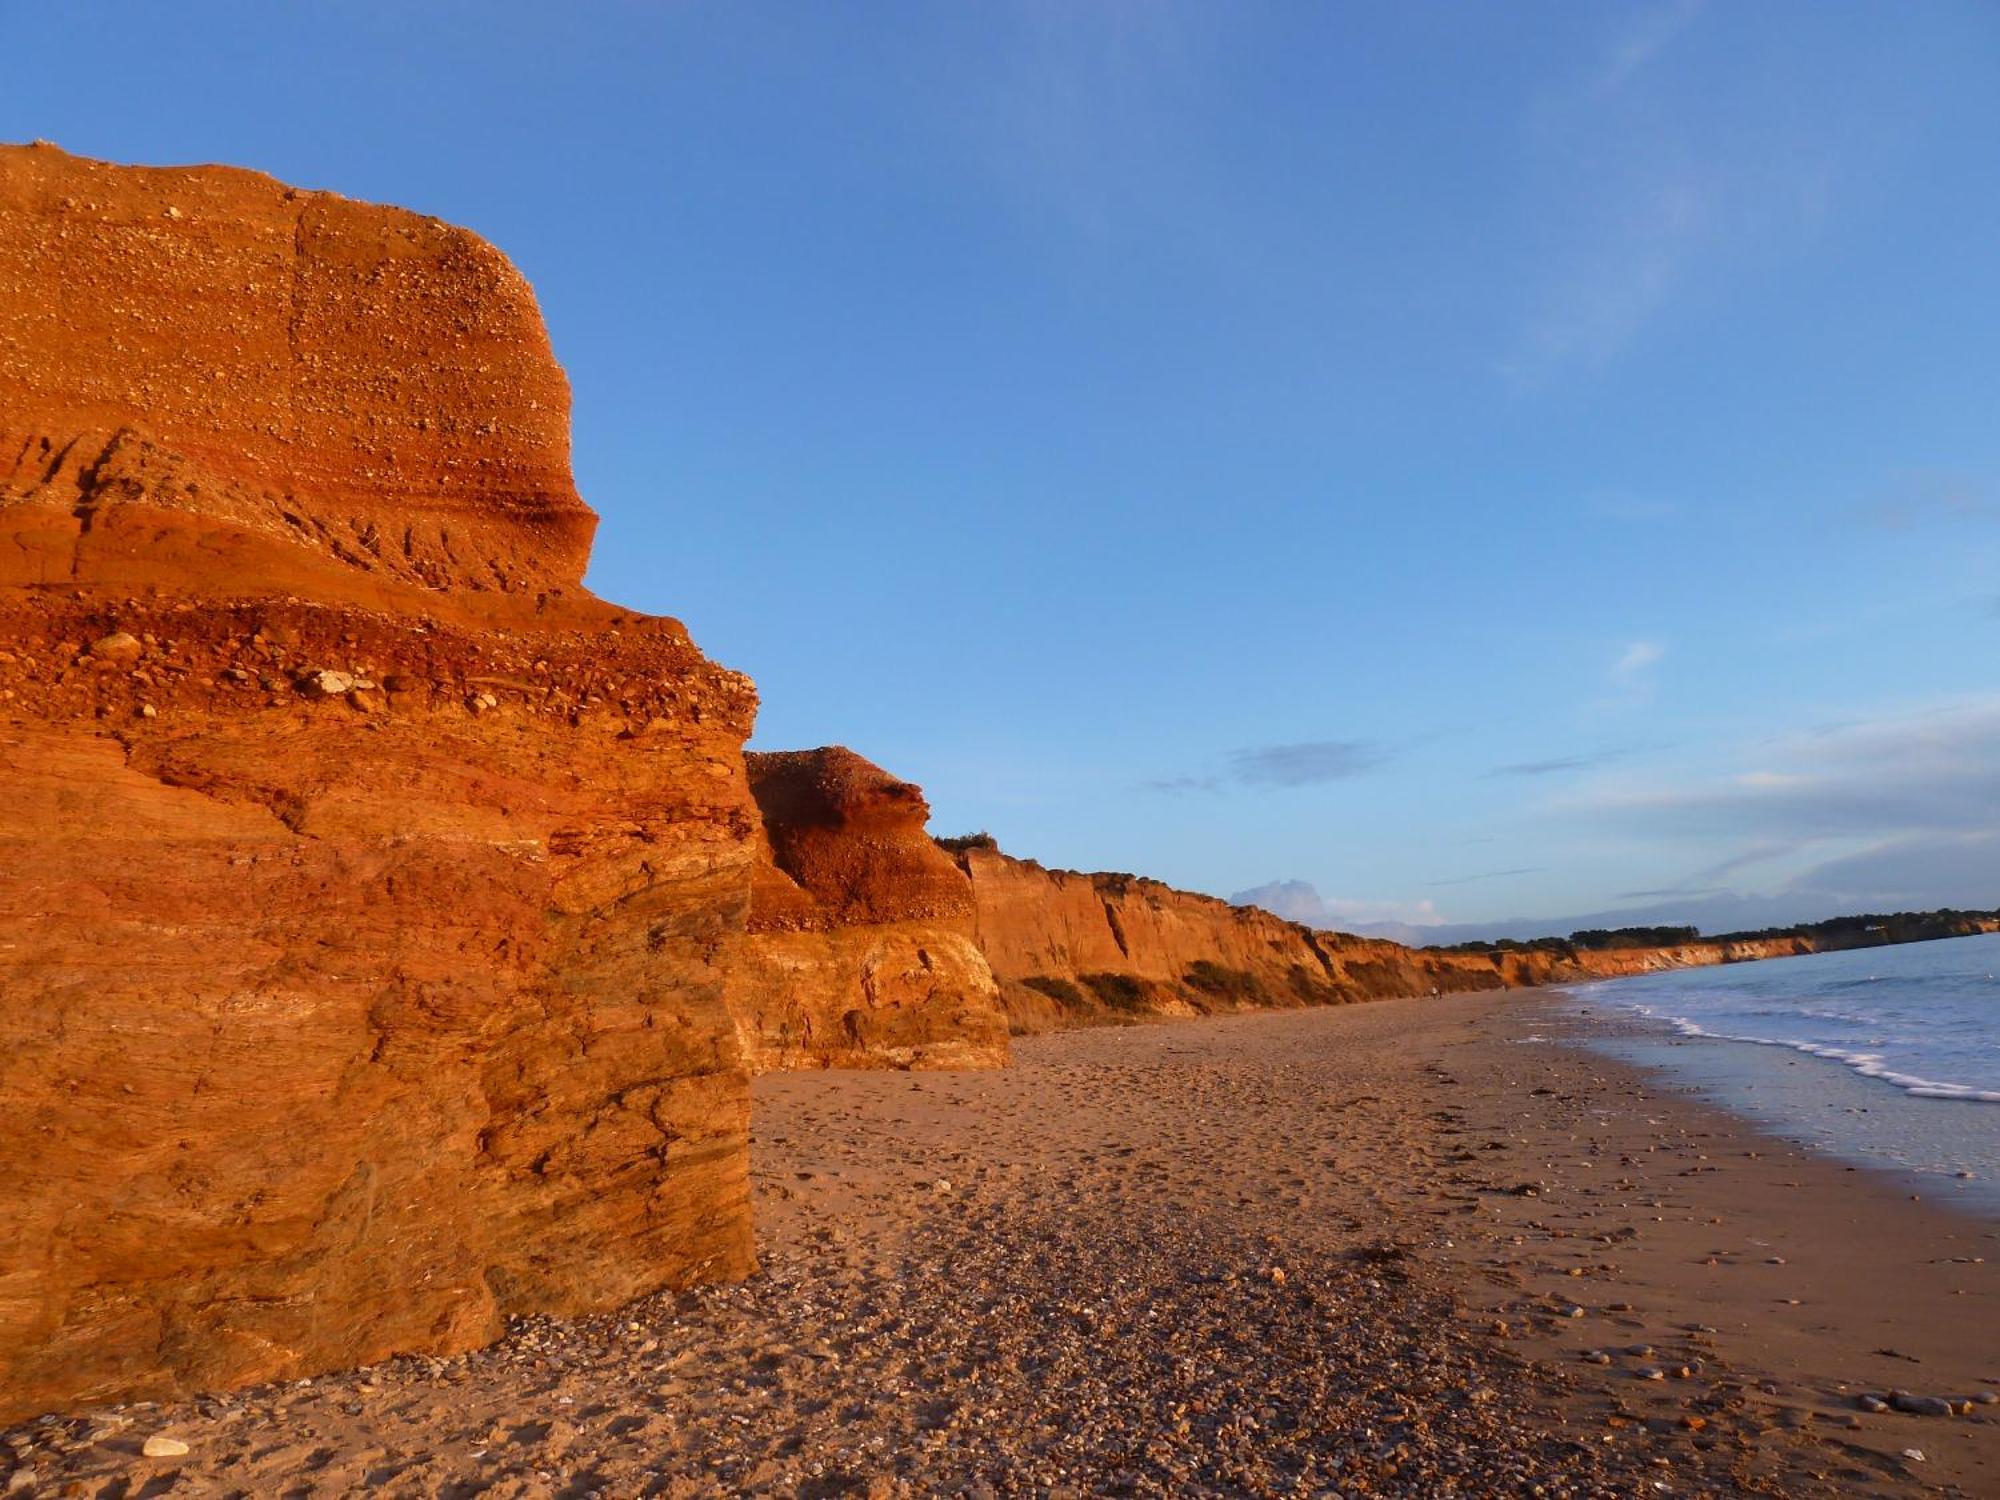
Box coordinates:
[0,144,766,1421]
[722,749,1007,1071]
[949,846,1824,1029]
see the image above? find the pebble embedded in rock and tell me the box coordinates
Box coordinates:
[87,632,143,665]
[303,669,354,697]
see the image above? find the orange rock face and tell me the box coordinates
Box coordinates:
[950,847,1833,1026]
[722,749,1007,1072]
[0,143,594,602]
[0,145,759,1421]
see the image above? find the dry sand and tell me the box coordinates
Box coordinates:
[5,991,1996,1498]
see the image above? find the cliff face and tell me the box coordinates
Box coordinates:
[0,142,594,602]
[0,145,760,1421]
[721,749,1007,1072]
[951,848,1829,1028]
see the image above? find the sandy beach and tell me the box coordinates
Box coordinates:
[6,990,1995,1499]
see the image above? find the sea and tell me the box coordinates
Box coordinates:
[1565,930,2000,1215]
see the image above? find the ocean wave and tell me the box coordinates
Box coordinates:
[1656,1015,2000,1104]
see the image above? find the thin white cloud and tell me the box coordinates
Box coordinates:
[1862,471,1995,529]
[1570,696,2000,845]
[1614,640,1665,678]
[1503,179,1711,392]
[1590,0,1709,97]
[1503,0,1838,392]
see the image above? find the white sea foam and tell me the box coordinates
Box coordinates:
[1647,1012,2000,1104]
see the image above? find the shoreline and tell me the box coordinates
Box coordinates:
[6,991,1996,1497]
[1555,984,2000,1217]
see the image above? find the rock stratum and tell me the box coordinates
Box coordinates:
[1,144,1977,1424]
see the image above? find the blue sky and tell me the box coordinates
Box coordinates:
[12,2,1998,936]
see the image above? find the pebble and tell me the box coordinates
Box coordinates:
[304,669,354,697]
[141,1435,189,1458]
[1890,1393,1955,1417]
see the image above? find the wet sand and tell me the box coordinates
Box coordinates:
[5,991,1995,1498]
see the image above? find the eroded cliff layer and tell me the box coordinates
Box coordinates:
[0,142,594,600]
[722,748,1007,1072]
[0,145,759,1421]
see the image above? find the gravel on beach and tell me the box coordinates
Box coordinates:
[6,993,1996,1498]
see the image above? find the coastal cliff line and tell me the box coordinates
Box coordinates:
[1,143,1990,1423]
[943,844,1996,1032]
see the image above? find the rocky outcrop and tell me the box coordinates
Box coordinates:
[721,749,1007,1072]
[0,145,760,1421]
[0,142,593,602]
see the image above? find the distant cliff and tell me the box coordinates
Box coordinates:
[945,846,1985,1032]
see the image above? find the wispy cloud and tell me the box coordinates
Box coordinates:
[1502,180,1708,391]
[1503,0,1836,392]
[1862,471,1995,529]
[1142,773,1223,796]
[1570,697,2000,845]
[1425,866,1548,888]
[1590,0,1708,97]
[1614,639,1665,678]
[1227,739,1388,787]
[1588,639,1667,711]
[1147,737,1392,795]
[1487,746,1641,778]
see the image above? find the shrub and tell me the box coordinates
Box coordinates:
[1182,960,1268,1004]
[1019,974,1086,1010]
[936,831,999,854]
[1079,971,1151,1013]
